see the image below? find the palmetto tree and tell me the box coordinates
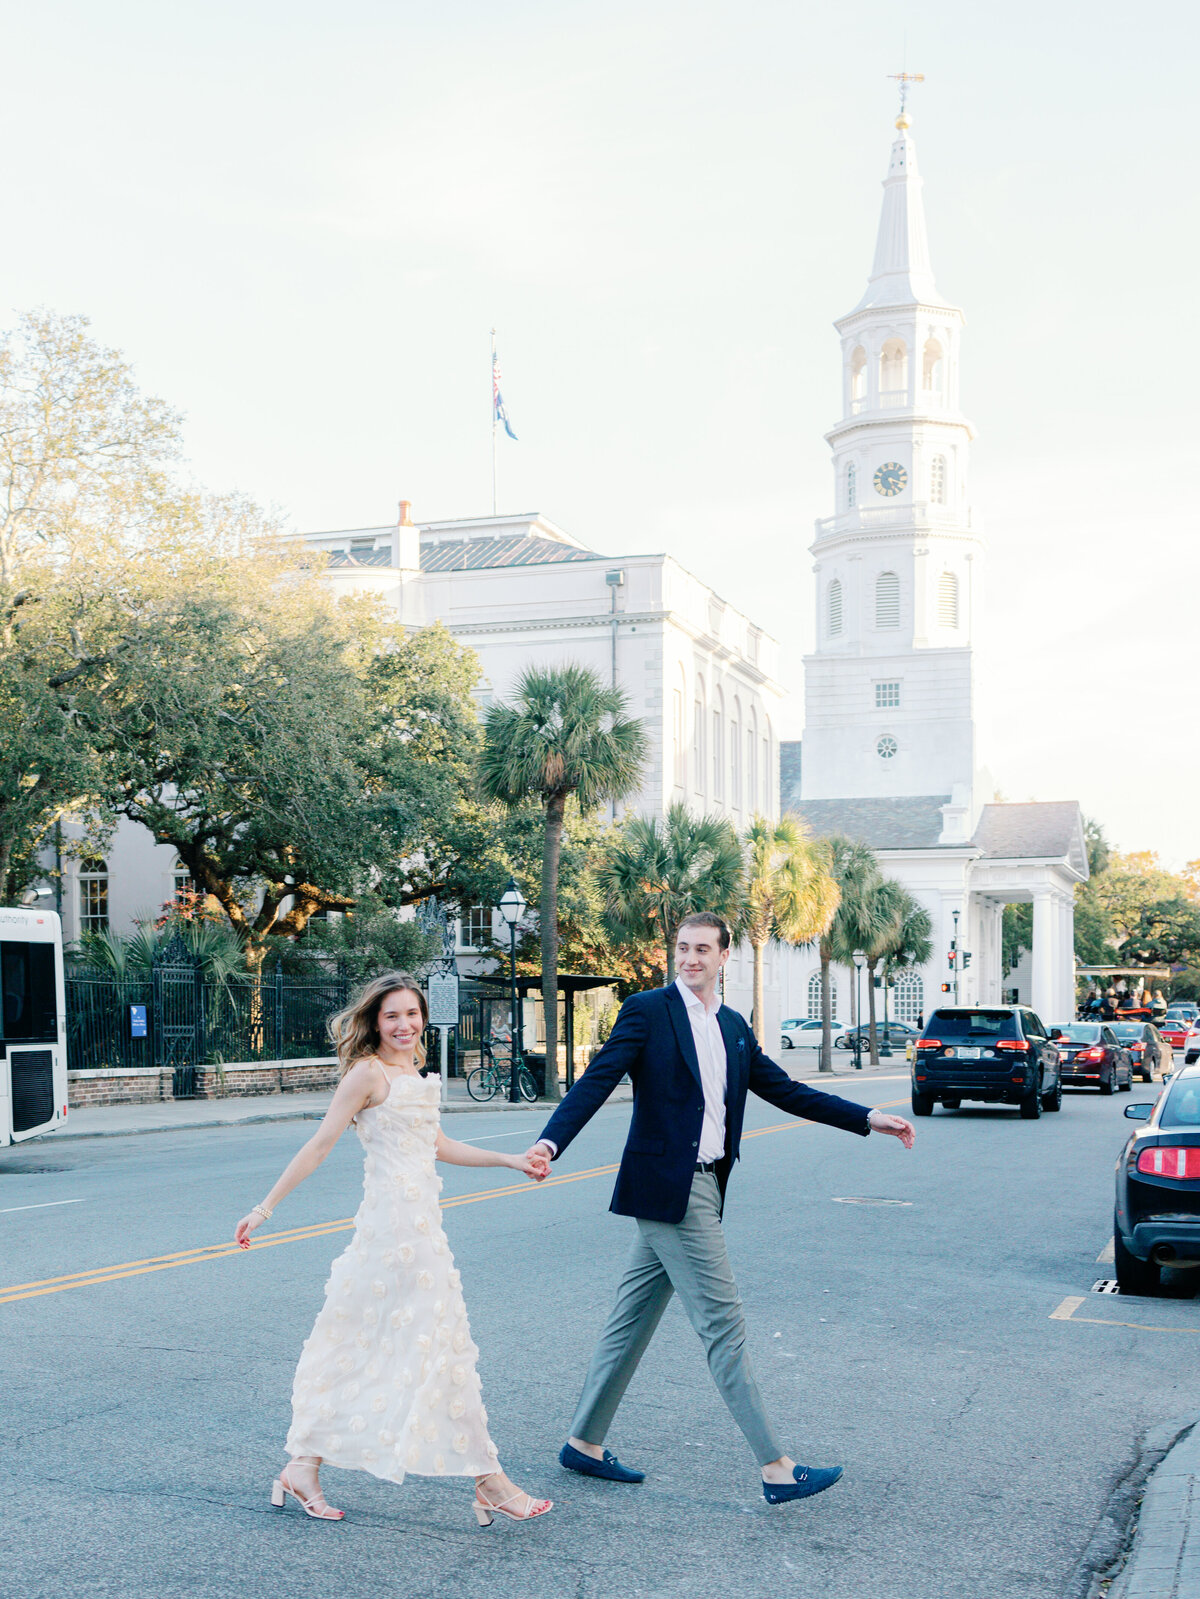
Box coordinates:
[739,814,839,1037]
[480,664,647,1101]
[600,801,743,985]
[875,893,933,1058]
[861,878,908,1063]
[815,836,886,1073]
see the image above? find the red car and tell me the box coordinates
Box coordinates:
[1160,1020,1190,1053]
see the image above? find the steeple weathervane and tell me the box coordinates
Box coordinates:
[887,70,925,129]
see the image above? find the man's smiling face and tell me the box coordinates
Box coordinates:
[675,924,729,999]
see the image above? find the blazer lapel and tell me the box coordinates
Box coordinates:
[717,1006,747,1105]
[666,984,703,1088]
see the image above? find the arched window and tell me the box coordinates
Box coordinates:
[730,701,742,808]
[807,970,837,1020]
[922,337,944,398]
[930,454,947,505]
[693,678,706,794]
[712,689,724,798]
[78,856,109,935]
[672,665,687,789]
[747,710,758,811]
[828,579,843,637]
[875,571,900,629]
[172,857,195,898]
[893,970,924,1024]
[879,338,907,400]
[849,346,867,409]
[846,461,857,508]
[937,571,960,629]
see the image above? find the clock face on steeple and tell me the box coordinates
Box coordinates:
[873,461,907,497]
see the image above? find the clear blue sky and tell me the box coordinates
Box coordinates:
[4,0,1197,863]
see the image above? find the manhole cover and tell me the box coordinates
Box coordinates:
[831,1196,913,1207]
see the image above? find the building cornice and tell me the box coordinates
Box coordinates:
[834,301,966,335]
[825,414,976,445]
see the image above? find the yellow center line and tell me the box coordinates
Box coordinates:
[1050,1293,1200,1336]
[0,1097,906,1307]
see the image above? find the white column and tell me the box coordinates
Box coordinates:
[1031,889,1054,1021]
[1058,891,1077,1023]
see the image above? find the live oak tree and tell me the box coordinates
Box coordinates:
[480,665,647,1101]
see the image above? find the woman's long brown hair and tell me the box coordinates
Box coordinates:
[328,971,429,1077]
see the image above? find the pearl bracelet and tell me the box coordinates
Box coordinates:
[252,1203,273,1222]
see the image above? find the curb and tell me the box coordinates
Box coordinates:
[1098,1418,1200,1599]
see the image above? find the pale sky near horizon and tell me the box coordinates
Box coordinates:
[4,1,1198,865]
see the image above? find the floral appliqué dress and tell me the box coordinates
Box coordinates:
[285,1071,500,1482]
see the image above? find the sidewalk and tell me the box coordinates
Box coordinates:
[1105,1421,1200,1599]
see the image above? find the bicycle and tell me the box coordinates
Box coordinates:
[465,1040,538,1103]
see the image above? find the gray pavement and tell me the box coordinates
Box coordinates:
[1105,1423,1200,1599]
[4,1076,1197,1598]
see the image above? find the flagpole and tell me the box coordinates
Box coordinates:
[490,327,497,517]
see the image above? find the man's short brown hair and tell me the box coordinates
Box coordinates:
[675,911,731,951]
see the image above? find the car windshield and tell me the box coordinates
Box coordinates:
[1110,1024,1144,1041]
[1160,1075,1200,1129]
[927,1010,1019,1041]
[782,1020,802,1028]
[1053,1023,1102,1042]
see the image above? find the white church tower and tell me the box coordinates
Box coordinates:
[801,93,984,828]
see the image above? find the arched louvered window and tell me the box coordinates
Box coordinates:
[880,338,907,398]
[828,579,843,637]
[938,571,959,629]
[875,571,900,629]
[894,970,924,1024]
[807,970,837,1020]
[849,347,867,408]
[930,454,947,505]
[846,462,857,507]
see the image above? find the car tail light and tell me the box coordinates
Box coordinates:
[1136,1146,1200,1179]
[996,1039,1030,1052]
[915,1039,940,1050]
[1074,1046,1105,1063]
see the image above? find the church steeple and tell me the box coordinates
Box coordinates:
[853,110,947,312]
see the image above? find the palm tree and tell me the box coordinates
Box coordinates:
[480,664,647,1101]
[814,836,886,1073]
[601,801,743,985]
[739,814,839,1036]
[862,878,908,1063]
[875,893,933,1058]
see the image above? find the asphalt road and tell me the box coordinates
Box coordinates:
[2,1075,1197,1599]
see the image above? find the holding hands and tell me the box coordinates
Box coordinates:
[512,1148,551,1181]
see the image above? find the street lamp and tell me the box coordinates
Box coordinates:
[880,967,894,1058]
[852,951,866,1071]
[497,878,527,1102]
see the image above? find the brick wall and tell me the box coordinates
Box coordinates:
[67,1057,339,1107]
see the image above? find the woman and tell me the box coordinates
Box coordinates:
[234,971,553,1529]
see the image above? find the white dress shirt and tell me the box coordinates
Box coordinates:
[675,977,729,1163]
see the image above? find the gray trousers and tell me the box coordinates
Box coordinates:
[570,1170,784,1466]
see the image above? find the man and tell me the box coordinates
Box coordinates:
[525,912,915,1505]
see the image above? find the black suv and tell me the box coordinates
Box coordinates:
[912,1006,1062,1119]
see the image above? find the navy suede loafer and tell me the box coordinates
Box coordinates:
[762,1464,843,1504]
[559,1442,645,1483]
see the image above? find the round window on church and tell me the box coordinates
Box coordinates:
[876,735,898,760]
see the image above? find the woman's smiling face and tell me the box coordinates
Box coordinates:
[377,989,425,1052]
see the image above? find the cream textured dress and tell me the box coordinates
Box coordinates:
[284,1070,500,1482]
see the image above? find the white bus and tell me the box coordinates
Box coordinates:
[0,906,68,1146]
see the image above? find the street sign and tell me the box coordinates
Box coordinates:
[426,973,460,1028]
[130,1004,148,1039]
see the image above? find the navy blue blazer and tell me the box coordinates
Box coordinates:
[537,984,871,1224]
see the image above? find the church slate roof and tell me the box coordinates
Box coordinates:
[788,795,952,850]
[420,534,603,572]
[326,534,605,573]
[971,801,1085,865]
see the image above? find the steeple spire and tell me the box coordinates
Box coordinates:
[851,85,948,313]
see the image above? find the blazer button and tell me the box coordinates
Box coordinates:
[692,1140,698,1149]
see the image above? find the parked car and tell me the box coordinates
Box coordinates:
[911,1006,1062,1118]
[1184,1024,1200,1067]
[1114,1064,1200,1294]
[1050,1022,1132,1093]
[1109,1022,1169,1083]
[835,1021,919,1050]
[1160,1019,1191,1055]
[781,1018,824,1049]
[1164,1003,1199,1024]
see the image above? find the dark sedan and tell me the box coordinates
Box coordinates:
[1109,1022,1170,1083]
[1050,1022,1132,1094]
[1115,1064,1200,1293]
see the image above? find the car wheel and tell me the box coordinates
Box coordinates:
[1120,1071,1132,1091]
[782,1037,793,1049]
[1099,1072,1115,1096]
[1114,1224,1161,1296]
[1042,1077,1062,1112]
[941,1097,961,1110]
[911,1089,934,1116]
[835,1037,850,1050]
[1019,1085,1042,1119]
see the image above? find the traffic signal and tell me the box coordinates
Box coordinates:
[947,952,956,969]
[962,952,972,969]
[940,982,951,993]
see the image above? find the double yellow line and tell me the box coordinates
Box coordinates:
[1,1099,905,1308]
